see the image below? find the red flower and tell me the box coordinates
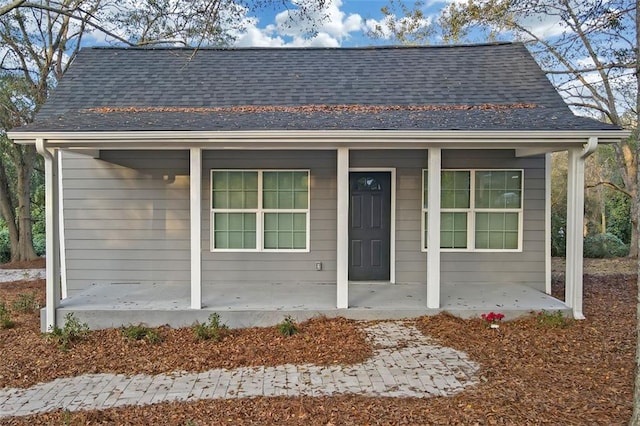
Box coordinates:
[481,312,504,324]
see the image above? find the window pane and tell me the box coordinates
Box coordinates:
[264,213,307,249]
[294,192,308,209]
[355,176,382,191]
[278,191,294,209]
[279,172,293,189]
[263,190,277,209]
[424,211,428,249]
[293,232,306,249]
[263,171,308,211]
[278,232,293,248]
[263,172,278,190]
[278,213,293,231]
[213,191,228,209]
[228,172,244,190]
[214,213,256,249]
[212,171,258,209]
[293,213,306,230]
[441,190,455,209]
[264,231,277,248]
[294,172,308,190]
[475,171,522,209]
[228,191,244,209]
[212,171,228,190]
[504,232,518,249]
[214,232,228,248]
[423,171,428,208]
[475,212,519,249]
[441,171,469,208]
[244,172,258,191]
[440,212,467,249]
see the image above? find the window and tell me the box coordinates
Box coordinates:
[211,170,310,251]
[422,169,523,251]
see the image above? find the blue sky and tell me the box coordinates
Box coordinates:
[232,0,453,47]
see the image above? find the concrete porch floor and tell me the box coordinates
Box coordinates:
[50,282,569,331]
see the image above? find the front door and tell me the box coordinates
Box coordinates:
[349,172,391,281]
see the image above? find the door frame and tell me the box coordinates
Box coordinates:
[348,167,396,283]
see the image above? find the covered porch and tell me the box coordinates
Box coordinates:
[15,131,625,331]
[50,280,569,330]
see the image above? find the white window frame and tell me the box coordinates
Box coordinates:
[210,169,311,253]
[421,168,524,253]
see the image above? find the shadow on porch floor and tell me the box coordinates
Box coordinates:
[51,282,570,331]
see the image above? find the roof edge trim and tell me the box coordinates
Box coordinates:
[8,130,630,148]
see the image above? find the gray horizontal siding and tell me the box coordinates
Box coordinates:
[62,150,190,293]
[201,150,337,285]
[351,150,426,284]
[441,150,546,289]
[60,148,546,294]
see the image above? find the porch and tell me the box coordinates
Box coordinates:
[48,281,569,330]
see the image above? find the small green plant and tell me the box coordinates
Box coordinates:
[47,313,90,351]
[277,315,299,336]
[121,324,162,343]
[12,292,38,313]
[0,301,15,329]
[193,313,228,341]
[62,409,73,425]
[537,310,571,328]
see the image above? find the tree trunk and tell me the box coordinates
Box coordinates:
[630,195,639,258]
[0,162,19,256]
[629,3,639,423]
[14,146,37,261]
[0,145,38,263]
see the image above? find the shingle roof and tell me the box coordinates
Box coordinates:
[16,43,619,132]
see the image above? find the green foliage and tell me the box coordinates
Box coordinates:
[0,228,9,264]
[0,301,15,329]
[193,313,228,341]
[550,211,566,257]
[47,313,90,351]
[583,232,629,258]
[12,292,38,312]
[121,324,162,343]
[62,409,73,426]
[537,310,572,328]
[605,189,631,244]
[277,315,299,336]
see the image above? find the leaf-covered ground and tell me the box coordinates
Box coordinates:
[0,259,636,425]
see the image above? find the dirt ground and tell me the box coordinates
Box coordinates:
[552,256,637,275]
[0,258,637,425]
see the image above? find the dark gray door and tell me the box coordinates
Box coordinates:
[349,172,391,281]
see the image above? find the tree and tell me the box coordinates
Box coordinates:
[0,0,329,262]
[373,0,638,257]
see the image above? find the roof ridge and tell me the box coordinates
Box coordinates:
[85,41,521,51]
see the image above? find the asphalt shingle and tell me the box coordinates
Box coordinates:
[16,43,619,132]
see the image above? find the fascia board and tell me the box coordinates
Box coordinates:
[8,129,631,148]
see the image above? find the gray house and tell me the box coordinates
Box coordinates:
[8,43,628,330]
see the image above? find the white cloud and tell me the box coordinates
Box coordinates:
[364,14,432,40]
[234,0,364,47]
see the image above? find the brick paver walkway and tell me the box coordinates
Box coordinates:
[0,321,480,418]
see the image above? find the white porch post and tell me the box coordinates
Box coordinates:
[37,139,61,331]
[58,151,67,299]
[427,148,441,309]
[336,147,349,309]
[545,153,552,295]
[565,138,597,319]
[190,148,202,309]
